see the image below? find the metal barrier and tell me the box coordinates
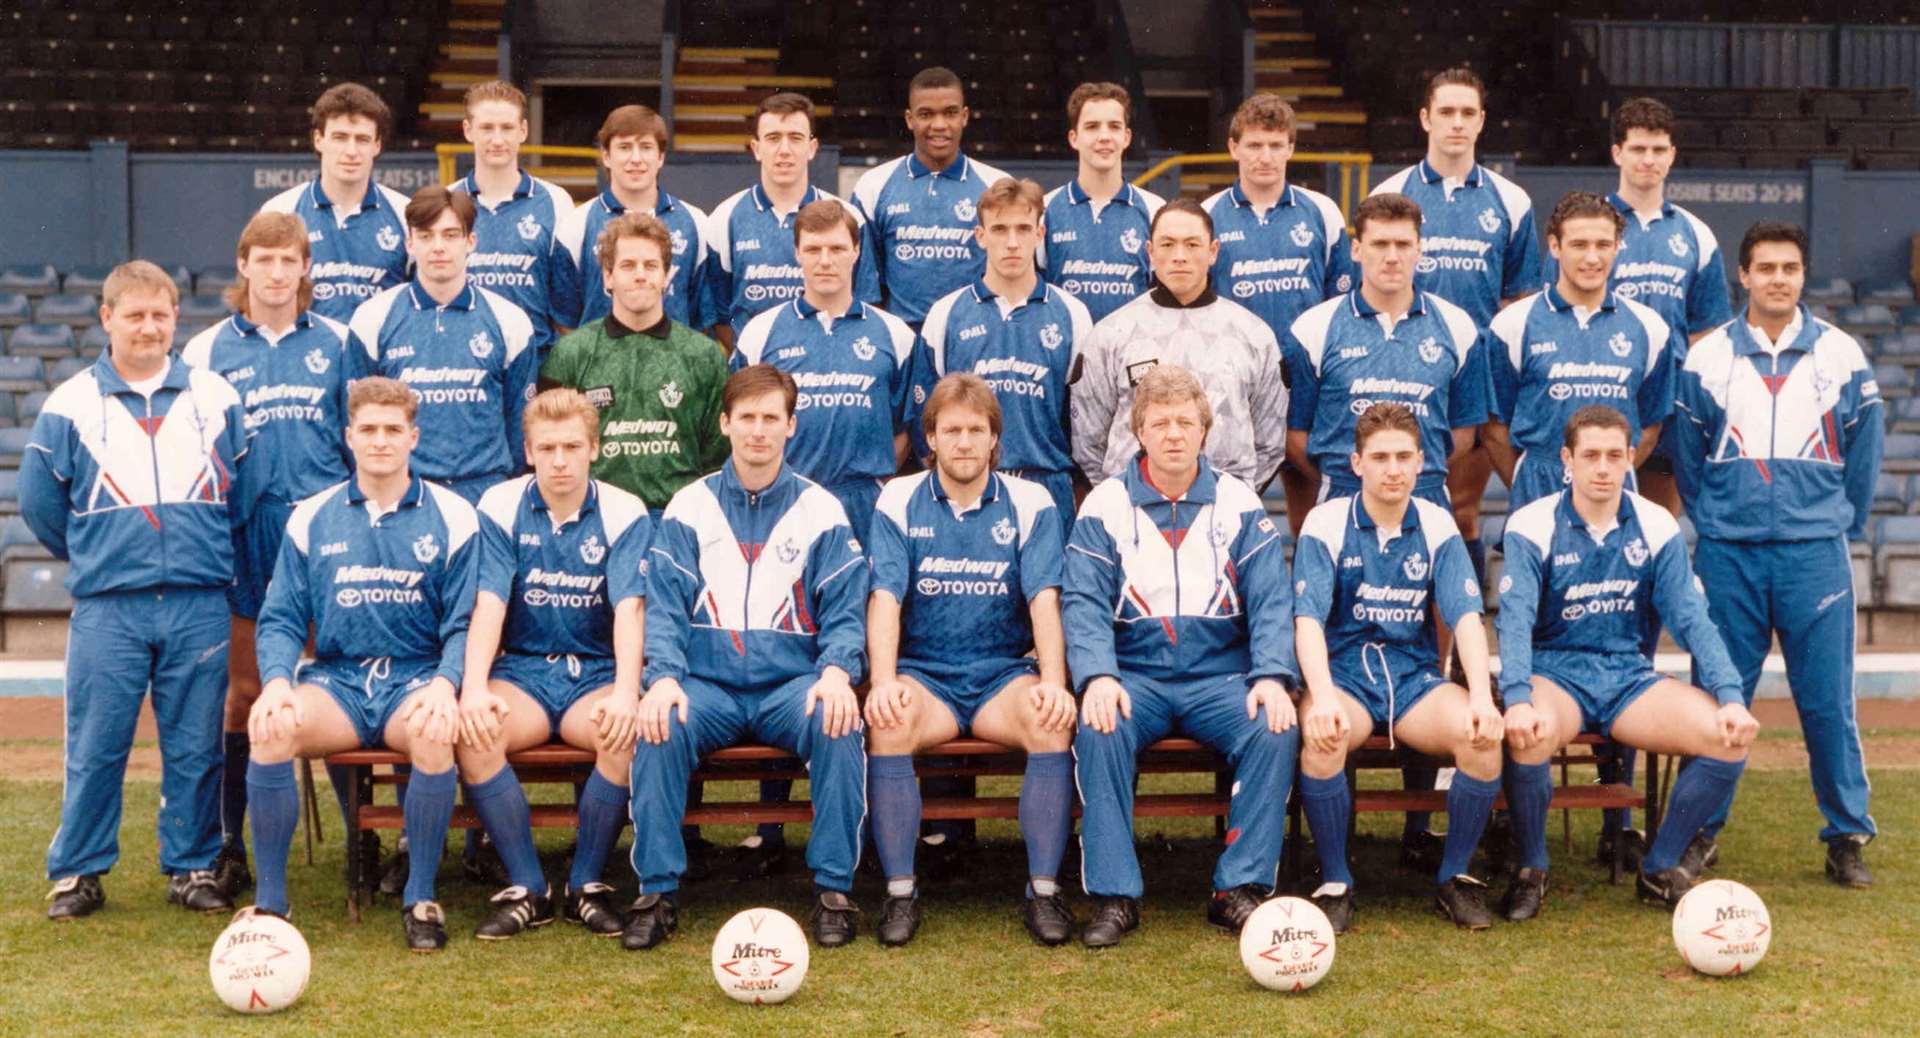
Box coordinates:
[435,142,605,188]
[1132,150,1374,225]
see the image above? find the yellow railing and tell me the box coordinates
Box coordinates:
[1132,151,1374,226]
[435,143,605,186]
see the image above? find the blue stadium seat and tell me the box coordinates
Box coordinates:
[1803,277,1855,307]
[0,514,43,556]
[195,267,239,297]
[0,467,17,512]
[0,293,30,329]
[33,293,97,329]
[1480,515,1505,552]
[48,355,90,385]
[78,325,109,356]
[6,324,77,358]
[179,295,228,322]
[1900,305,1920,330]
[1,559,72,613]
[1891,397,1920,433]
[1874,473,1909,514]
[1880,332,1920,357]
[61,265,114,295]
[0,264,59,298]
[163,265,194,295]
[1839,303,1896,334]
[0,356,46,393]
[1885,433,1920,474]
[1874,363,1912,396]
[1875,515,1920,607]
[1860,283,1915,306]
[16,391,48,424]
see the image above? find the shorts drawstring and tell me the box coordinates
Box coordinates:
[547,653,582,679]
[358,656,392,698]
[1361,642,1394,749]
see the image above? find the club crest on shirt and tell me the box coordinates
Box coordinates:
[776,538,800,564]
[1039,322,1063,350]
[1624,537,1649,567]
[412,533,439,564]
[1211,524,1231,547]
[516,213,542,242]
[1477,208,1500,234]
[1810,363,1834,398]
[659,381,683,408]
[469,331,494,359]
[1418,336,1443,365]
[953,197,977,222]
[580,534,607,565]
[1668,232,1690,258]
[1402,552,1429,582]
[1290,222,1314,248]
[1465,577,1480,598]
[376,225,401,251]
[1609,331,1633,358]
[1499,574,1513,594]
[992,516,1016,547]
[851,335,877,361]
[1119,227,1142,255]
[671,228,689,256]
[304,348,330,375]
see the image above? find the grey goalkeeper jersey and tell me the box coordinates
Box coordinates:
[1070,284,1288,487]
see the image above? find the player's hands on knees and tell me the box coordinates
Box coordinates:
[592,688,641,753]
[1465,694,1504,749]
[865,678,913,731]
[1301,693,1349,755]
[248,679,302,744]
[404,678,460,744]
[1504,702,1545,752]
[638,679,689,746]
[1716,703,1760,750]
[807,667,860,739]
[1245,678,1296,734]
[1029,679,1076,733]
[1081,676,1131,735]
[459,684,508,751]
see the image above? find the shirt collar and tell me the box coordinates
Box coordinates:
[309,178,380,213]
[717,457,798,500]
[1543,282,1617,315]
[968,278,1049,307]
[1348,288,1428,319]
[1227,181,1296,208]
[906,152,971,181]
[1555,487,1634,535]
[929,469,1004,509]
[407,280,478,311]
[1607,191,1674,223]
[1731,304,1814,356]
[605,310,671,339]
[345,474,427,509]
[529,477,600,520]
[1148,278,1218,309]
[599,187,678,216]
[1349,493,1418,533]
[793,296,868,322]
[1064,179,1137,207]
[751,182,820,215]
[91,354,188,396]
[1418,158,1483,189]
[1127,454,1219,507]
[229,310,316,337]
[459,170,535,201]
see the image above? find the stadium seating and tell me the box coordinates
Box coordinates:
[0,294,30,330]
[32,294,96,329]
[1874,515,1920,607]
[0,265,59,298]
[5,324,76,359]
[0,427,32,467]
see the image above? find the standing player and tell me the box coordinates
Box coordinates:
[1672,222,1883,887]
[457,389,653,939]
[1038,82,1164,321]
[260,82,410,322]
[920,178,1093,526]
[552,105,711,331]
[450,80,575,356]
[1292,403,1502,933]
[539,213,728,511]
[349,186,538,504]
[1486,192,1676,507]
[852,67,1009,327]
[1497,406,1758,917]
[732,199,919,536]
[1066,365,1299,948]
[703,92,880,346]
[182,212,363,898]
[865,374,1075,947]
[243,377,477,950]
[26,261,252,920]
[1371,67,1542,588]
[625,364,870,950]
[1071,199,1287,489]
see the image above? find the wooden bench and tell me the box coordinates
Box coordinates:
[325,734,1655,920]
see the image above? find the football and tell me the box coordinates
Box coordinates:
[1672,879,1773,977]
[1238,896,1337,992]
[208,910,312,1014]
[711,908,810,1004]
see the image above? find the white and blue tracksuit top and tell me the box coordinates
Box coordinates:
[256,475,479,688]
[1064,457,1295,690]
[870,470,1062,686]
[476,475,652,659]
[702,182,881,335]
[1489,286,1676,506]
[182,310,364,508]
[1673,305,1883,542]
[259,178,412,322]
[1544,194,1731,339]
[1285,289,1490,489]
[1294,494,1481,674]
[917,279,1091,473]
[551,188,710,330]
[21,357,251,597]
[731,297,919,487]
[1201,180,1358,338]
[852,153,1010,324]
[644,460,869,692]
[1497,490,1742,706]
[450,170,575,347]
[1370,160,1542,326]
[349,280,538,486]
[1037,179,1164,322]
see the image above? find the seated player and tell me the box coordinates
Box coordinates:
[1497,405,1758,916]
[244,377,479,951]
[625,364,870,950]
[1066,364,1299,949]
[456,388,654,939]
[865,373,1076,947]
[1293,402,1503,933]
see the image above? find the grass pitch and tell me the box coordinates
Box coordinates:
[1,751,1917,1037]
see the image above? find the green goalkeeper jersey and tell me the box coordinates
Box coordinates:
[538,314,729,510]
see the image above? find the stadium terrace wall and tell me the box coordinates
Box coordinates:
[1570,21,1920,104]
